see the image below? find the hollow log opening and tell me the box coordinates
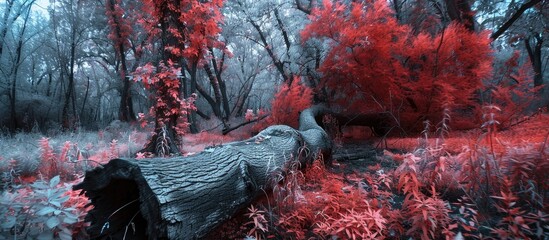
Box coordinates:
[85,178,147,239]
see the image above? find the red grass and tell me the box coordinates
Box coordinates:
[217,113,549,239]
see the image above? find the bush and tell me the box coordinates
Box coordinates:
[0,176,90,239]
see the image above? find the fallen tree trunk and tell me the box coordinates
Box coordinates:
[74,105,331,239]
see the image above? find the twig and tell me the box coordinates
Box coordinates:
[222,114,270,135]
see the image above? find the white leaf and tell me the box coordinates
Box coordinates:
[0,216,16,228]
[37,232,54,240]
[49,176,60,188]
[36,206,56,216]
[46,216,61,229]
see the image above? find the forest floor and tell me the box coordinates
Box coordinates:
[214,113,549,239]
[0,113,548,239]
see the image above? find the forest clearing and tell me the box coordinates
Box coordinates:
[1,0,548,239]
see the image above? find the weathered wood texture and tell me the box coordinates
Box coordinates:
[74,105,331,239]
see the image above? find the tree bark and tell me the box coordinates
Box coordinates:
[80,77,90,120]
[8,1,33,133]
[140,0,185,155]
[203,63,224,119]
[107,0,135,122]
[525,33,543,87]
[0,0,15,58]
[74,105,331,239]
[444,0,475,31]
[61,1,81,130]
[208,47,231,121]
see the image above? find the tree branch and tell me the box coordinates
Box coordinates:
[222,114,269,135]
[490,0,541,40]
[274,8,291,52]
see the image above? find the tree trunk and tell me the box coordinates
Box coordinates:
[444,0,475,31]
[525,33,547,108]
[119,73,136,122]
[74,105,331,239]
[203,63,224,120]
[139,114,181,156]
[8,37,23,132]
[213,58,231,122]
[80,77,90,121]
[107,0,136,122]
[62,25,78,130]
[525,33,544,88]
[0,0,14,58]
[207,48,231,122]
[8,1,32,133]
[187,61,199,134]
[139,1,185,155]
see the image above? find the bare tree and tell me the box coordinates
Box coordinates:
[49,0,95,129]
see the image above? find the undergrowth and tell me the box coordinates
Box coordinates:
[0,127,149,239]
[0,176,90,239]
[0,108,547,239]
[217,110,549,239]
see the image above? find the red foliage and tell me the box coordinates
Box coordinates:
[402,187,451,240]
[133,61,197,137]
[105,0,132,55]
[133,0,224,155]
[395,154,422,197]
[489,178,548,238]
[244,205,269,239]
[254,79,313,131]
[271,81,313,128]
[265,158,403,239]
[109,139,119,159]
[63,182,93,237]
[302,0,408,113]
[59,141,71,163]
[215,130,549,239]
[302,0,493,131]
[485,51,543,128]
[140,0,224,62]
[39,137,62,179]
[245,109,256,122]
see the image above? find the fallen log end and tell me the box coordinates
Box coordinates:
[74,159,162,239]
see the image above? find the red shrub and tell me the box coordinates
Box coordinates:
[486,51,542,128]
[254,78,313,131]
[302,0,493,131]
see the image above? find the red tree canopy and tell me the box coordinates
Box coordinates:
[302,0,493,131]
[140,0,224,62]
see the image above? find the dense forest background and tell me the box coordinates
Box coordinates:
[0,0,547,136]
